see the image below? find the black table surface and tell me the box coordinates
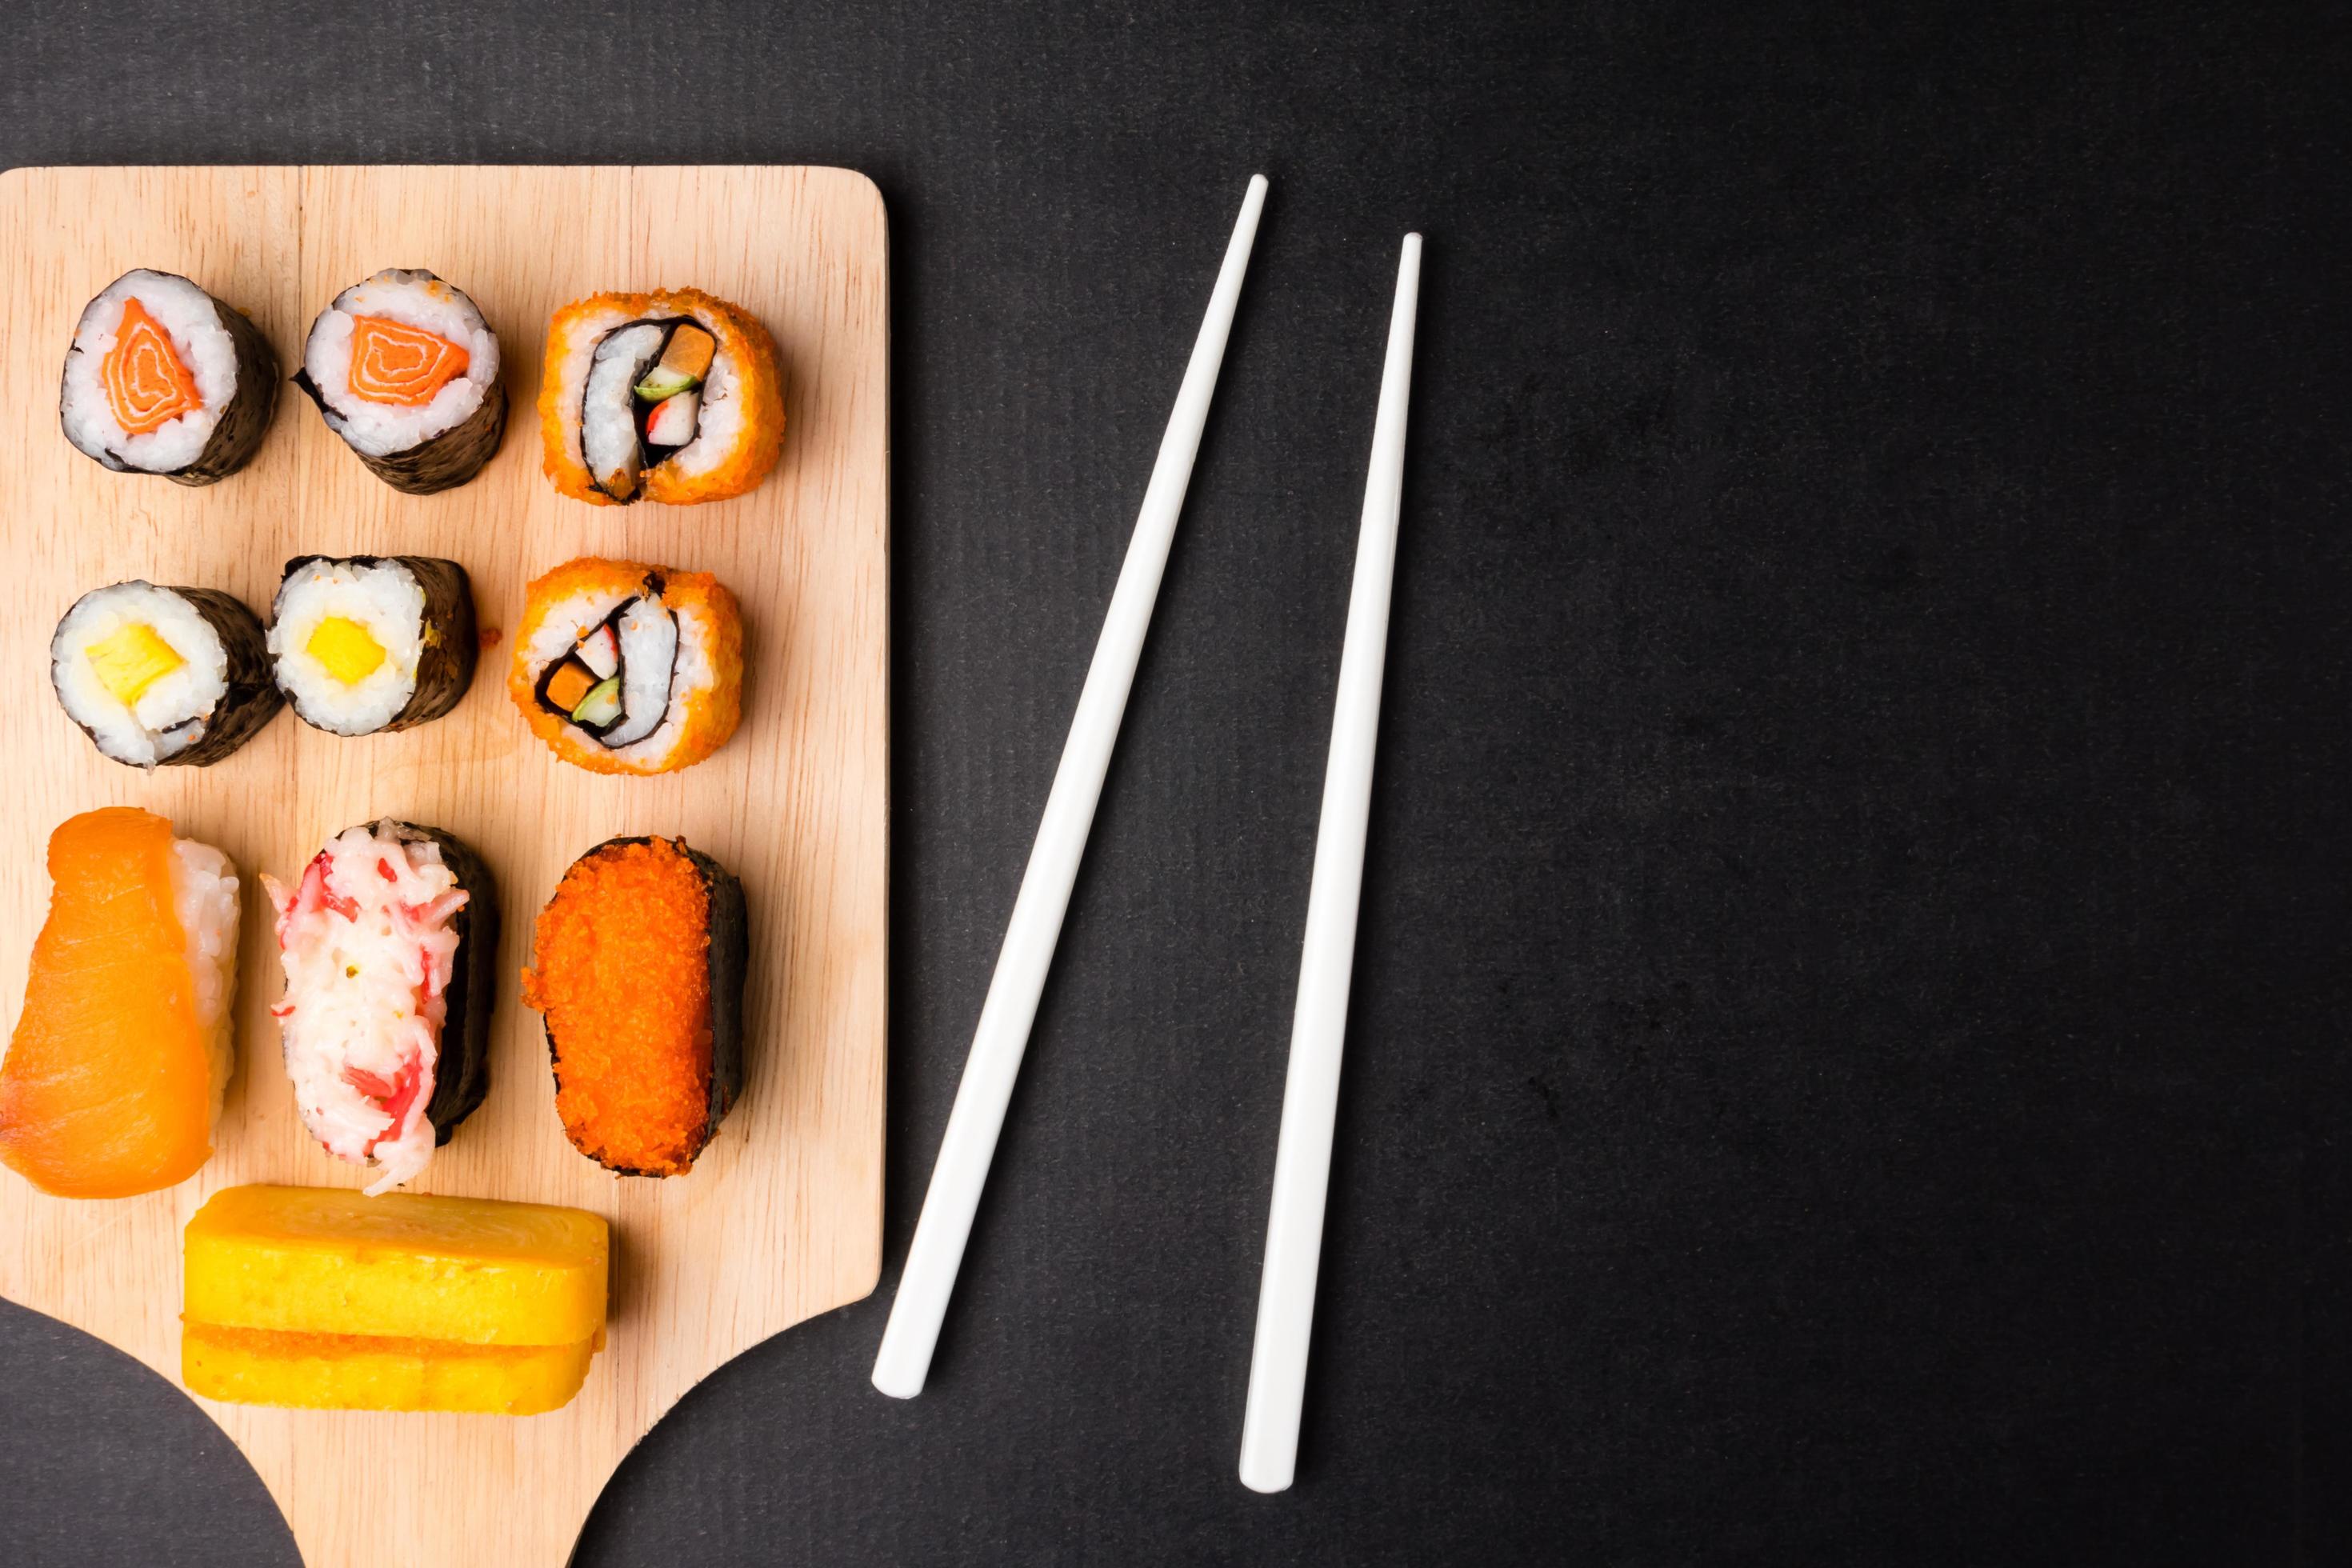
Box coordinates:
[2,2,2342,1563]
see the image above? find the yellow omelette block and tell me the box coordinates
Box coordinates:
[183,1323,598,1416]
[182,1185,610,1415]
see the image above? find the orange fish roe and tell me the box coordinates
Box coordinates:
[521,838,714,1175]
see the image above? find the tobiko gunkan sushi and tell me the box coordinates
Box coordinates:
[0,808,239,1198]
[61,268,279,484]
[522,835,746,1177]
[263,821,498,1194]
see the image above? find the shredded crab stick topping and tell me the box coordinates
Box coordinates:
[102,297,203,435]
[263,828,468,1193]
[346,314,471,406]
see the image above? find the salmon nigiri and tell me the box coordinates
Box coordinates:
[0,807,239,1197]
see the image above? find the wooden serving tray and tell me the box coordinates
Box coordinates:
[0,166,888,1567]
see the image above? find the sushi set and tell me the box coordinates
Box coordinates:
[0,165,887,1568]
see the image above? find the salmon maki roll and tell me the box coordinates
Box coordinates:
[60,268,279,486]
[293,269,505,495]
[538,287,783,506]
[0,808,239,1198]
[522,836,746,1176]
[509,557,743,775]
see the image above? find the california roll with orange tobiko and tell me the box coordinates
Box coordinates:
[522,836,747,1177]
[509,557,743,775]
[538,286,783,506]
[262,822,500,1194]
[293,269,506,494]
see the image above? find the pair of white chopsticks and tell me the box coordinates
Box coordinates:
[871,174,1421,1496]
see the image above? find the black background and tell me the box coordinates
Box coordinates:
[0,2,2343,1563]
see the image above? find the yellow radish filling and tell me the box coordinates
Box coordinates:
[306,616,386,685]
[84,621,186,706]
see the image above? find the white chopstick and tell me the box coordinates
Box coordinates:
[1238,232,1422,1493]
[873,174,1270,1401]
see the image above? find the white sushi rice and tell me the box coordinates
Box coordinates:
[268,558,426,735]
[170,837,241,1126]
[50,582,231,766]
[60,270,239,474]
[581,321,666,493]
[302,270,499,457]
[521,578,722,767]
[263,826,467,1194]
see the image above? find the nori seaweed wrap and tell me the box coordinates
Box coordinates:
[49,581,283,767]
[522,834,748,1177]
[60,268,280,486]
[293,269,505,495]
[268,554,478,735]
[366,819,500,1143]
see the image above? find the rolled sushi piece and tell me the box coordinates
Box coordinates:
[508,556,743,775]
[522,836,747,1176]
[293,269,505,494]
[538,287,784,506]
[269,554,478,735]
[51,581,282,767]
[0,808,238,1198]
[262,820,499,1194]
[61,268,279,485]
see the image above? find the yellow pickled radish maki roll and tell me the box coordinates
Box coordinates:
[50,581,281,767]
[510,557,743,775]
[267,555,478,736]
[537,287,783,506]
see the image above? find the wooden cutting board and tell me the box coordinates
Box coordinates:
[0,166,888,1567]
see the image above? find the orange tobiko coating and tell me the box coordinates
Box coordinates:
[521,838,714,1175]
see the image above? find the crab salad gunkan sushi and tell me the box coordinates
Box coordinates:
[263,821,499,1194]
[294,269,505,494]
[60,268,279,484]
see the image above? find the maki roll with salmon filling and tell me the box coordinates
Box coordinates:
[262,821,499,1194]
[522,837,746,1176]
[269,555,477,735]
[61,268,279,485]
[51,581,282,767]
[538,287,784,506]
[294,270,505,494]
[510,557,743,775]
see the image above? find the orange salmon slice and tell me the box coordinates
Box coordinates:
[0,808,213,1198]
[347,314,470,406]
[103,298,203,436]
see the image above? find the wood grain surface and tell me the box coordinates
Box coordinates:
[0,166,888,1568]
